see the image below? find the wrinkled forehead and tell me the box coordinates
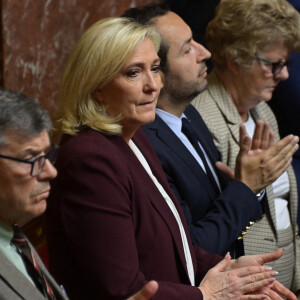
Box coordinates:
[258,41,289,57]
[0,129,29,147]
[0,129,50,154]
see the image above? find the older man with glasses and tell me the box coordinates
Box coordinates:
[0,89,65,299]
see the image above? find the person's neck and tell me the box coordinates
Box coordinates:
[157,95,189,117]
[215,69,251,122]
[0,219,13,231]
[122,133,135,144]
[121,124,138,144]
[0,215,28,228]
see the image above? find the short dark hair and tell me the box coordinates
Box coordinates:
[0,89,51,148]
[122,4,169,25]
[122,4,170,73]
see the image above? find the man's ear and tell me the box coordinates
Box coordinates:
[226,54,240,74]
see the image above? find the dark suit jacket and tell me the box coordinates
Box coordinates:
[143,104,263,256]
[47,127,222,300]
[0,239,68,300]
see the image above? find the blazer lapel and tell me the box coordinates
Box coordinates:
[185,104,228,189]
[30,243,68,300]
[287,165,298,230]
[209,73,278,231]
[151,117,219,199]
[0,250,45,300]
[186,104,231,191]
[209,72,242,146]
[250,107,278,229]
[132,129,196,284]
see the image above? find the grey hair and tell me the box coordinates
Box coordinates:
[0,89,52,148]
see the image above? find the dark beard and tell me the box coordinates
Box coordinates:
[161,71,208,104]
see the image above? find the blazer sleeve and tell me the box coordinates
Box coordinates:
[166,159,262,255]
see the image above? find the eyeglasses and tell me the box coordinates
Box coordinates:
[0,146,59,177]
[255,56,289,76]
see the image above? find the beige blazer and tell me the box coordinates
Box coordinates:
[0,239,69,299]
[192,71,300,292]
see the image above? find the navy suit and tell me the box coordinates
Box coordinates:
[143,104,263,256]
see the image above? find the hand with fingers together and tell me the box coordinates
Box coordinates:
[216,121,299,194]
[249,120,274,151]
[227,249,297,300]
[199,252,278,300]
[248,280,297,300]
[216,120,273,181]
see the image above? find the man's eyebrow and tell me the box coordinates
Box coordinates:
[179,37,192,54]
[19,149,42,158]
[22,146,50,157]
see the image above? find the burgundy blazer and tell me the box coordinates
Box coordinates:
[47,127,221,300]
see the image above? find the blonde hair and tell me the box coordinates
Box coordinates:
[57,17,160,135]
[206,0,300,71]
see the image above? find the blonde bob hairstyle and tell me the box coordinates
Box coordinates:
[206,0,300,71]
[57,17,160,135]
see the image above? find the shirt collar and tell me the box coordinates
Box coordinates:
[0,220,13,247]
[156,108,187,134]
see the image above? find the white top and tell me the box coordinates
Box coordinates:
[128,140,195,286]
[244,113,291,230]
[156,108,221,191]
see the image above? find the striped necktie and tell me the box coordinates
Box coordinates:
[11,224,56,299]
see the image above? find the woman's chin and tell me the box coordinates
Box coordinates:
[142,113,156,125]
